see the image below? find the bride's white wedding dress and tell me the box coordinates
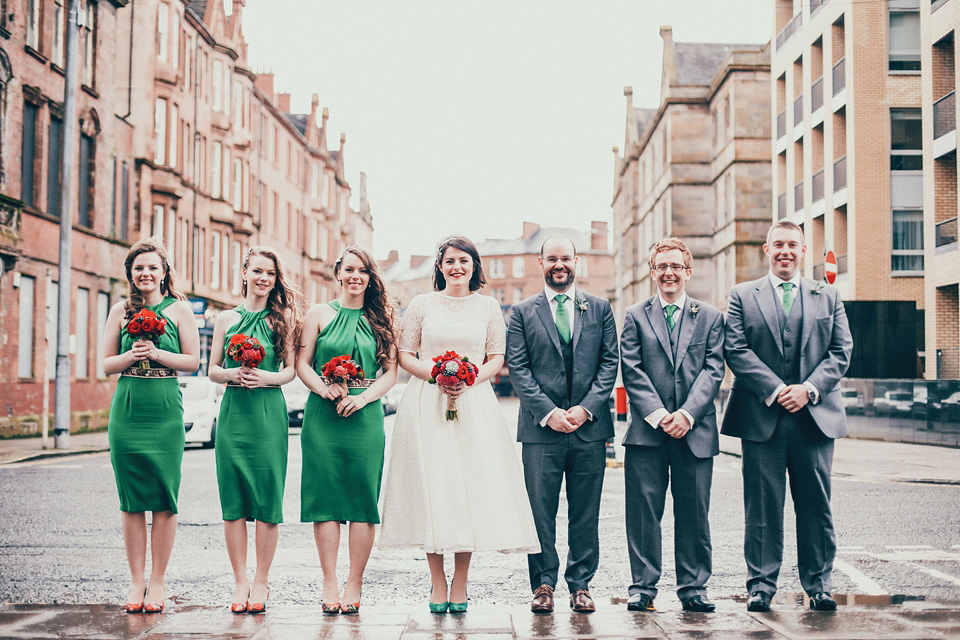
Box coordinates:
[379,292,540,554]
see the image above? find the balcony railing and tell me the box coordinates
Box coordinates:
[794,95,803,126]
[777,110,787,139]
[838,253,848,274]
[937,217,958,248]
[934,91,956,139]
[812,77,824,112]
[776,13,802,50]
[812,169,825,202]
[833,58,845,95]
[794,181,804,211]
[778,192,787,220]
[834,156,847,191]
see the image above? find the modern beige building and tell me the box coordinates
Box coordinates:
[922,0,959,379]
[611,27,771,321]
[772,0,926,375]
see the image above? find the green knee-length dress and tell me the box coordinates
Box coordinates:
[108,297,185,513]
[215,306,288,524]
[301,301,385,523]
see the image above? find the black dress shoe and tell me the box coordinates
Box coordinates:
[746,591,772,612]
[682,595,716,612]
[626,593,655,612]
[809,592,837,611]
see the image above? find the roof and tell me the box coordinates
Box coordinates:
[285,113,307,136]
[381,258,435,284]
[476,226,605,257]
[185,1,207,17]
[674,42,763,86]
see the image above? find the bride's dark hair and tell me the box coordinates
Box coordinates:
[335,245,397,369]
[433,235,487,292]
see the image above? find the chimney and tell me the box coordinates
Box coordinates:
[384,250,399,267]
[410,254,429,268]
[590,221,608,251]
[522,221,540,239]
[255,73,275,102]
[660,25,678,93]
[277,92,291,113]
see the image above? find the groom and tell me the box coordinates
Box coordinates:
[507,235,619,613]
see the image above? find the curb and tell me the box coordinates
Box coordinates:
[0,447,110,466]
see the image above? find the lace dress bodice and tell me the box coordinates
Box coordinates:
[398,292,506,364]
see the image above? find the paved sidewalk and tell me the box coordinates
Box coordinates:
[0,429,109,465]
[1,599,959,639]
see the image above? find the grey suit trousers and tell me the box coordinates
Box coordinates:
[741,408,836,597]
[522,435,606,593]
[625,440,713,601]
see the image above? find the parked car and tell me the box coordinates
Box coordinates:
[382,383,408,416]
[181,376,223,448]
[840,388,865,415]
[874,390,913,416]
[284,377,311,429]
[941,391,960,422]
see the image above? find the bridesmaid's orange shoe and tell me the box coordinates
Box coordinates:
[124,588,146,614]
[247,586,270,614]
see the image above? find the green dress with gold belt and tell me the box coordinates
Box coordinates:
[301,301,385,523]
[215,305,288,524]
[108,297,184,513]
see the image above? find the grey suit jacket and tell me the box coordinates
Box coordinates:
[620,296,725,459]
[721,276,853,442]
[506,289,619,444]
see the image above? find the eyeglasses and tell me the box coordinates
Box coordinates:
[653,263,688,273]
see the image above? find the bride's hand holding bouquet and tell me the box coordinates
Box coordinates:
[428,350,479,421]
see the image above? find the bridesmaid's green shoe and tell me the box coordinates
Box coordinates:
[448,601,468,613]
[429,600,449,614]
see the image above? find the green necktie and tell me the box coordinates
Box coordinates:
[555,294,571,344]
[781,282,795,317]
[664,304,678,331]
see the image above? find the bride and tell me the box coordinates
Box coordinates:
[379,235,539,613]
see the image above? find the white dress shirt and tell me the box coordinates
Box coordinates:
[764,271,820,406]
[643,294,695,431]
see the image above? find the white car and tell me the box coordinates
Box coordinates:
[283,377,311,429]
[181,376,223,448]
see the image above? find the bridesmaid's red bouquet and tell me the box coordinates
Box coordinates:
[428,350,479,420]
[322,354,364,385]
[126,309,168,369]
[227,334,265,368]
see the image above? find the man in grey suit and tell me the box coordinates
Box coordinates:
[722,220,853,613]
[507,235,619,614]
[620,238,725,613]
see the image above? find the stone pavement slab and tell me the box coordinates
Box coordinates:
[2,601,960,639]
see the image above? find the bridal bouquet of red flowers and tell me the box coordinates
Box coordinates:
[322,354,364,389]
[428,350,479,421]
[227,334,265,368]
[126,309,168,369]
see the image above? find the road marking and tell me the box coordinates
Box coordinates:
[101,464,113,468]
[838,545,865,551]
[833,558,888,595]
[953,545,960,549]
[45,464,83,469]
[886,545,934,550]
[902,562,960,588]
[876,549,960,562]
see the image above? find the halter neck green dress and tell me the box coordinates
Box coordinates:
[215,306,288,524]
[108,297,184,513]
[301,301,385,523]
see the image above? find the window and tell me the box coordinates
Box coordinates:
[167,209,176,269]
[320,225,329,261]
[27,0,40,50]
[82,2,96,87]
[576,257,588,278]
[211,141,221,198]
[322,172,330,207]
[512,256,525,278]
[152,204,164,237]
[311,162,319,198]
[76,288,88,378]
[490,258,505,279]
[17,275,35,378]
[47,116,62,217]
[115,160,129,239]
[212,60,222,111]
[339,193,347,224]
[96,292,109,378]
[892,209,924,272]
[170,9,179,70]
[52,0,65,67]
[232,157,242,210]
[78,133,94,227]
[891,109,922,170]
[513,287,524,304]
[47,282,58,376]
[231,240,241,295]
[889,1,921,72]
[22,102,38,208]
[309,218,319,258]
[193,134,201,184]
[169,104,178,168]
[242,162,249,211]
[233,80,241,125]
[211,230,221,289]
[154,98,167,164]
[157,3,168,62]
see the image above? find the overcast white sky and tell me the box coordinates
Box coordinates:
[241,1,773,260]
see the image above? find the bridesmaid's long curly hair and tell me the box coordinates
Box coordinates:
[335,245,397,369]
[123,237,185,319]
[242,246,304,362]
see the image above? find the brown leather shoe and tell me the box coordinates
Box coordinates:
[570,589,596,613]
[531,584,554,613]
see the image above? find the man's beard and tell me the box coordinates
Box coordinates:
[545,267,574,290]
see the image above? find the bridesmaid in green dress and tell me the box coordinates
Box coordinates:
[297,245,398,614]
[102,238,200,613]
[208,246,303,614]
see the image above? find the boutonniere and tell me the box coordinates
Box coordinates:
[690,303,700,319]
[811,281,825,295]
[576,299,589,317]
